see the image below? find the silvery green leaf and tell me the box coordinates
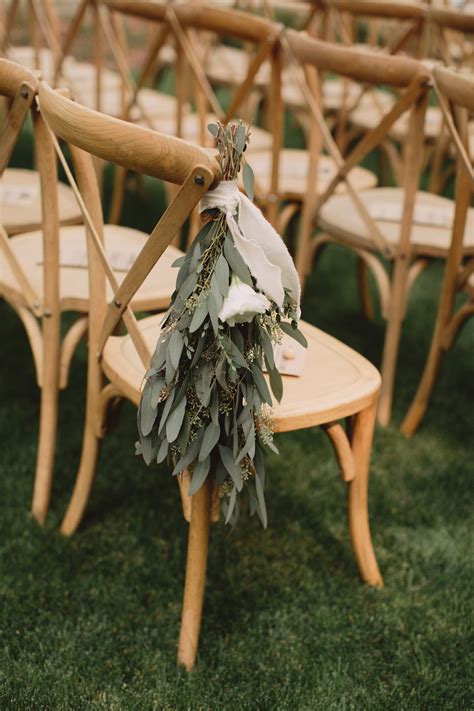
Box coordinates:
[218,444,243,491]
[215,354,229,392]
[166,395,187,443]
[251,363,272,405]
[158,387,175,435]
[235,124,246,155]
[225,486,237,524]
[151,335,168,370]
[224,235,252,286]
[279,320,308,348]
[165,347,176,385]
[169,330,184,370]
[260,328,275,370]
[231,327,244,355]
[207,123,219,137]
[215,254,230,297]
[210,389,219,425]
[139,382,157,437]
[172,428,204,476]
[215,460,227,485]
[267,361,283,403]
[157,436,169,464]
[175,272,198,309]
[236,420,255,463]
[189,294,209,333]
[208,290,220,336]
[243,161,254,201]
[172,255,186,268]
[177,413,191,453]
[195,363,213,406]
[190,329,206,367]
[221,335,248,369]
[199,422,220,461]
[188,456,210,496]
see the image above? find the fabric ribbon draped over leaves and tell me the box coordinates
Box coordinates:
[137,122,306,527]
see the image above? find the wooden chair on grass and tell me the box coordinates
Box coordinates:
[38,78,383,672]
[401,66,474,436]
[285,33,471,427]
[0,61,184,524]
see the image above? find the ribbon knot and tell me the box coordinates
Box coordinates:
[200,180,301,316]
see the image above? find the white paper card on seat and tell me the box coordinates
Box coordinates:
[37,247,140,272]
[368,202,454,228]
[0,184,39,207]
[263,335,306,377]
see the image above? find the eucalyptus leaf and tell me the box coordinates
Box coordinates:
[172,427,205,476]
[188,456,210,496]
[169,330,184,370]
[254,469,268,528]
[260,329,275,370]
[280,320,308,348]
[243,161,254,201]
[158,387,176,435]
[165,395,186,443]
[267,361,283,403]
[224,486,237,524]
[150,376,166,409]
[199,422,220,462]
[251,363,273,405]
[218,444,243,491]
[139,382,157,437]
[189,294,209,333]
[224,234,252,286]
[215,254,230,297]
[156,436,169,464]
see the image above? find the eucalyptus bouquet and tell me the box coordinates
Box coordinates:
[137,122,306,526]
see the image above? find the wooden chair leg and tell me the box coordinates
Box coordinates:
[378,258,409,426]
[31,320,60,524]
[348,400,383,588]
[400,324,445,438]
[357,257,375,321]
[60,361,102,536]
[177,478,212,672]
[108,164,128,225]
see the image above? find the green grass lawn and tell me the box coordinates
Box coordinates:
[1,130,473,710]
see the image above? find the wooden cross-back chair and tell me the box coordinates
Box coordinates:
[1,0,62,77]
[104,0,283,225]
[0,59,184,525]
[401,66,474,436]
[428,5,474,68]
[0,58,82,235]
[283,32,471,426]
[38,79,384,671]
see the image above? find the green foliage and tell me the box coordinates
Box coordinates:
[137,123,306,526]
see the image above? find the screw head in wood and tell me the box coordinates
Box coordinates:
[194,175,205,185]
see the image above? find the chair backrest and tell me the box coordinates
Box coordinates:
[431,66,474,300]
[284,30,432,258]
[37,79,222,366]
[104,0,284,222]
[428,6,474,67]
[323,0,427,56]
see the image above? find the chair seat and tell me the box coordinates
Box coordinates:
[2,168,83,235]
[1,224,183,312]
[351,99,442,141]
[73,80,180,120]
[205,45,270,89]
[318,187,474,258]
[140,112,272,151]
[245,149,377,200]
[102,315,381,431]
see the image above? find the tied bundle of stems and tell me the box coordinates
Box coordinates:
[137,122,305,526]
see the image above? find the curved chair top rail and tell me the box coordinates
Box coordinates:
[324,0,426,21]
[105,0,282,42]
[0,59,39,98]
[429,7,474,34]
[37,81,222,187]
[433,65,474,113]
[285,30,429,87]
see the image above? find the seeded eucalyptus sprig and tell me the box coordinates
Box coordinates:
[136,121,306,527]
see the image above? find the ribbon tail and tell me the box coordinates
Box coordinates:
[237,195,301,316]
[226,211,285,307]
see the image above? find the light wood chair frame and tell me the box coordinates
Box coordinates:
[401,66,474,436]
[104,0,285,226]
[284,32,434,425]
[38,78,384,672]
